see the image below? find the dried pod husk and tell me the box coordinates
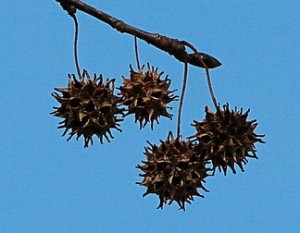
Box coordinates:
[136,131,209,210]
[189,104,265,175]
[118,64,178,129]
[51,70,125,148]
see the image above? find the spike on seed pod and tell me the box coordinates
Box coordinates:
[51,70,125,148]
[188,104,265,175]
[118,64,178,129]
[136,131,210,210]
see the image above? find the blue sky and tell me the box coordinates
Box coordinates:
[1,0,299,232]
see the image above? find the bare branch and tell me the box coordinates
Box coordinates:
[56,0,222,69]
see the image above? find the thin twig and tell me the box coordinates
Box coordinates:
[134,36,141,70]
[56,0,221,69]
[205,68,218,109]
[70,14,82,79]
[177,61,189,137]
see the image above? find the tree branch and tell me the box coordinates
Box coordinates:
[56,0,222,69]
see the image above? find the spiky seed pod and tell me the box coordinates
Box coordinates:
[189,104,265,175]
[119,64,178,129]
[51,70,125,148]
[136,131,209,210]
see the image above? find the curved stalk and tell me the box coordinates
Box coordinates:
[70,14,82,79]
[177,61,189,137]
[205,68,218,109]
[134,36,141,70]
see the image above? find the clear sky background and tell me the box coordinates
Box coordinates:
[1,1,299,232]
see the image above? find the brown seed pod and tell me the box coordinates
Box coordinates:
[136,131,209,210]
[51,70,125,148]
[189,104,265,175]
[119,64,178,129]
